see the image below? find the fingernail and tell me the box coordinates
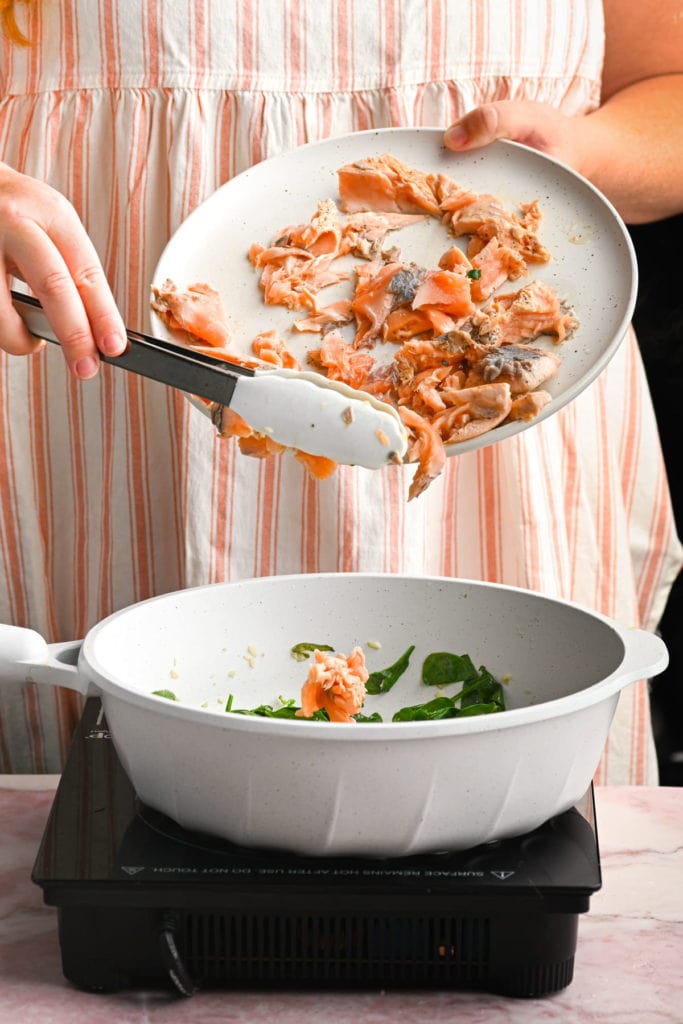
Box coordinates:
[445,125,469,149]
[74,356,99,380]
[100,331,126,356]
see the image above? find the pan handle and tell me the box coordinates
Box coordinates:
[0,624,94,695]
[613,623,669,685]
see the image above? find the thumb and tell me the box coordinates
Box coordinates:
[444,101,552,152]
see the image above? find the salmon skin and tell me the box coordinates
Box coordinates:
[153,152,577,498]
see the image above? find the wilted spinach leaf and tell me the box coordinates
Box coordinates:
[290,642,334,662]
[460,669,505,711]
[392,696,461,722]
[456,702,501,716]
[422,652,478,687]
[393,659,506,721]
[230,698,329,721]
[366,645,415,694]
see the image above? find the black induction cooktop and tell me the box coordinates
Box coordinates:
[32,698,601,998]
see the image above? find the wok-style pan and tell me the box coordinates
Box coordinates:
[0,574,667,857]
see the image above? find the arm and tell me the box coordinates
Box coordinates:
[576,74,683,224]
[444,0,683,225]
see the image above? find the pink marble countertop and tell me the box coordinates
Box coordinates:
[0,779,681,1024]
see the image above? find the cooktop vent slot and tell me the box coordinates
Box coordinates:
[182,912,491,985]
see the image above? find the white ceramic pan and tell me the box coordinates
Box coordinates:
[0,574,667,857]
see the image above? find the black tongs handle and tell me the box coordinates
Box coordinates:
[10,289,254,407]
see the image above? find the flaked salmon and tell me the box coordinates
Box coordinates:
[271,198,344,256]
[338,153,441,216]
[250,247,348,311]
[238,434,287,459]
[293,300,354,333]
[352,260,406,346]
[507,390,552,421]
[412,269,475,318]
[399,406,447,501]
[294,450,338,480]
[468,238,527,302]
[479,281,577,346]
[438,245,472,273]
[342,211,426,260]
[431,382,513,443]
[297,647,369,723]
[251,330,301,369]
[309,329,375,389]
[151,280,231,348]
[383,307,456,344]
[463,342,560,394]
[155,153,576,498]
[447,194,550,266]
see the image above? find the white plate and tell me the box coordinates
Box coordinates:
[151,128,637,457]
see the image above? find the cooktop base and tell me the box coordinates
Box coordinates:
[32,699,601,998]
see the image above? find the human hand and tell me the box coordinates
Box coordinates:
[0,162,126,379]
[444,100,588,176]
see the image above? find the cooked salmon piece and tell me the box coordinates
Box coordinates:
[438,245,472,272]
[447,195,551,265]
[358,363,399,403]
[382,307,431,344]
[294,450,338,480]
[249,206,350,312]
[422,309,463,336]
[293,300,354,333]
[251,330,301,369]
[212,407,254,439]
[338,153,440,216]
[433,174,479,218]
[214,404,338,478]
[408,365,453,414]
[392,307,464,343]
[308,328,374,389]
[390,305,466,343]
[279,198,344,256]
[468,238,527,302]
[255,252,349,311]
[506,390,552,422]
[248,242,313,267]
[479,281,577,346]
[151,280,231,347]
[432,382,513,443]
[342,211,426,260]
[399,405,447,501]
[209,403,286,458]
[395,338,464,383]
[412,270,476,318]
[518,199,543,236]
[296,647,369,723]
[238,434,287,459]
[351,260,409,346]
[464,342,560,394]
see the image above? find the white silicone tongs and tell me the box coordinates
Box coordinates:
[12,290,408,469]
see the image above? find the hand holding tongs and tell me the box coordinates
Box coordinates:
[11,290,407,469]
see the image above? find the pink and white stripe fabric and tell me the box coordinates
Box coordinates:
[0,0,680,779]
